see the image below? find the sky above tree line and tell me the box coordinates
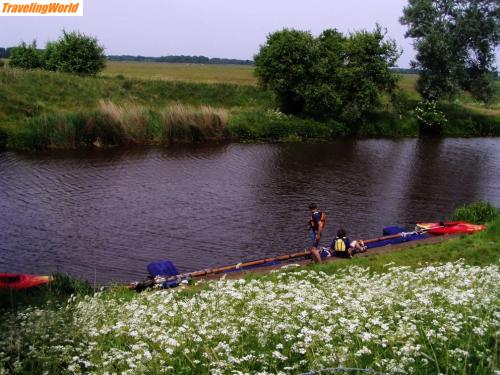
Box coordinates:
[1,0,499,68]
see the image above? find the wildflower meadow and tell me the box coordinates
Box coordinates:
[1,262,498,374]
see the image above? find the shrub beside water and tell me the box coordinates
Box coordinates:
[440,103,500,136]
[452,201,500,224]
[229,110,349,141]
[415,100,447,136]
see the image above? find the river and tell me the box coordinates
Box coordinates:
[1,138,499,283]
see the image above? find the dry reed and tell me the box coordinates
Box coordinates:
[161,102,228,142]
[98,100,149,144]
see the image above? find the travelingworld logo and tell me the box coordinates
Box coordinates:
[1,0,83,16]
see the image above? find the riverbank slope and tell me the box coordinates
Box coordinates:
[0,66,499,151]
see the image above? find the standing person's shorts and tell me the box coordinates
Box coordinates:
[311,231,320,247]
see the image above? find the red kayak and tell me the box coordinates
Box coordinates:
[416,221,486,235]
[0,273,52,290]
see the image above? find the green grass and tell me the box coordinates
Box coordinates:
[0,66,499,150]
[452,201,500,224]
[384,73,499,117]
[0,273,93,312]
[102,66,500,117]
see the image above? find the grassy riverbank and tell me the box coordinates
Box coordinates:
[0,65,499,150]
[1,205,499,374]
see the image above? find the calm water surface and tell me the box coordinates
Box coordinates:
[1,138,499,283]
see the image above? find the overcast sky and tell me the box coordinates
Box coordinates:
[1,0,497,68]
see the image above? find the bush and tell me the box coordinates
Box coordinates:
[439,103,500,136]
[254,26,400,124]
[49,273,93,297]
[0,60,4,68]
[44,30,106,75]
[415,100,447,135]
[8,41,42,70]
[452,201,500,224]
[229,110,349,141]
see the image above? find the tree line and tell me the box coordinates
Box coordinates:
[1,47,254,66]
[107,55,253,65]
[1,47,424,72]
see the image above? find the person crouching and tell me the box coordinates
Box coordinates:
[330,229,367,258]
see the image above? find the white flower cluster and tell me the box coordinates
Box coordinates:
[266,109,287,119]
[1,262,498,374]
[415,100,448,128]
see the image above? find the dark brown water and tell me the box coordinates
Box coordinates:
[1,138,499,283]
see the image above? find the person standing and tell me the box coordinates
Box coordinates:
[308,203,326,262]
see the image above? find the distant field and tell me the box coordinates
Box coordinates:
[103,62,422,91]
[103,61,257,85]
[396,73,419,98]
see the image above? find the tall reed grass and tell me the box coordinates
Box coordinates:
[161,103,229,143]
[98,100,150,144]
[10,102,230,150]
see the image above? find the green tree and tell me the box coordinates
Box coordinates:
[400,0,500,102]
[254,29,317,114]
[44,30,106,75]
[254,26,400,122]
[333,27,399,122]
[9,41,42,69]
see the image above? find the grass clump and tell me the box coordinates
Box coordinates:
[98,100,152,144]
[452,201,500,224]
[162,103,229,143]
